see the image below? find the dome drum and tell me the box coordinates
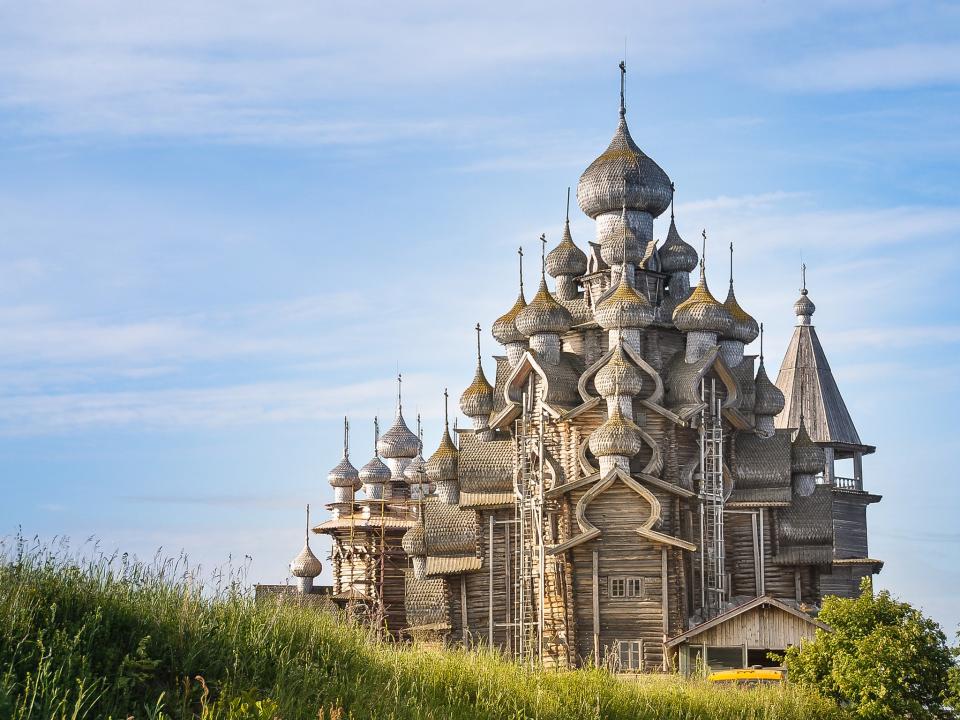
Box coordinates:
[555,276,578,301]
[607,327,643,358]
[792,473,817,498]
[756,415,776,438]
[435,479,460,505]
[595,344,644,398]
[529,332,561,365]
[505,341,527,367]
[333,485,355,505]
[684,330,720,364]
[596,211,649,267]
[718,339,745,368]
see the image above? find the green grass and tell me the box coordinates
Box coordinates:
[0,536,848,720]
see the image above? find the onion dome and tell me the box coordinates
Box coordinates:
[492,292,527,345]
[599,204,643,267]
[290,542,322,578]
[401,522,426,556]
[546,215,588,278]
[404,452,426,484]
[459,324,495,418]
[594,267,654,330]
[658,214,698,274]
[588,403,644,458]
[515,276,574,337]
[595,342,644,397]
[378,378,420,459]
[426,428,458,482]
[672,265,733,335]
[753,361,785,416]
[791,418,825,475]
[359,455,390,484]
[328,418,361,490]
[290,505,322,579]
[576,64,671,219]
[795,289,815,321]
[426,390,459,483]
[723,285,760,344]
[328,456,361,489]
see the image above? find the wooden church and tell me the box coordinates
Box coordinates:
[285,64,881,673]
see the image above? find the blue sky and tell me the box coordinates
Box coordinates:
[1,1,958,633]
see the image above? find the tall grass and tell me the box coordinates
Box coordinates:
[0,535,847,720]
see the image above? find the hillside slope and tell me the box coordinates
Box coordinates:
[0,542,846,720]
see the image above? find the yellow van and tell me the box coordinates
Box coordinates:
[707,667,784,685]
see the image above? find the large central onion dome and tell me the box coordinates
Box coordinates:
[594,268,654,330]
[515,276,574,337]
[589,403,644,458]
[672,265,733,336]
[658,214,698,274]
[577,67,672,221]
[595,342,644,397]
[577,119,672,219]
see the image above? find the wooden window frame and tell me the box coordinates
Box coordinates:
[608,575,645,599]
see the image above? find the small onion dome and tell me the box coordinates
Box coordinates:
[426,428,459,482]
[658,216,698,274]
[672,269,733,335]
[598,210,643,267]
[515,277,574,337]
[723,284,760,344]
[459,364,494,418]
[378,412,420,459]
[290,543,322,578]
[492,291,527,345]
[401,522,426,556]
[546,220,588,278]
[359,455,390,484]
[328,456,361,490]
[588,404,644,458]
[791,419,825,475]
[594,269,654,330]
[403,452,426,484]
[753,361,785,416]
[577,117,672,219]
[595,343,644,397]
[795,289,816,320]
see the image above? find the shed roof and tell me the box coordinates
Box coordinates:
[665,595,829,648]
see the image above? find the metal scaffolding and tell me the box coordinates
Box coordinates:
[513,384,546,665]
[699,377,727,618]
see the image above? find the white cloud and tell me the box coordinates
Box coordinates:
[769,43,960,92]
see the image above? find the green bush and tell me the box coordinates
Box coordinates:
[784,579,953,720]
[0,536,848,719]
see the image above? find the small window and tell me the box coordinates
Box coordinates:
[618,640,644,671]
[609,577,626,598]
[609,576,644,598]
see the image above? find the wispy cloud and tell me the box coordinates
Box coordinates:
[769,43,960,92]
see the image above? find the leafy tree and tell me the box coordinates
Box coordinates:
[946,634,960,716]
[783,579,953,720]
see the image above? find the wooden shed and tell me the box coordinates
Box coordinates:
[666,595,829,675]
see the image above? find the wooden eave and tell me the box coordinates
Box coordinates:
[665,595,829,648]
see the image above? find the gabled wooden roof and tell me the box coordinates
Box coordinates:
[665,595,829,647]
[774,322,869,451]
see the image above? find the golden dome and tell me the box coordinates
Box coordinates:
[593,269,654,330]
[672,267,733,335]
[492,291,527,345]
[515,277,574,337]
[426,428,458,482]
[459,363,494,418]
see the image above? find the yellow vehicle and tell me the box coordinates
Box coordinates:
[707,667,785,686]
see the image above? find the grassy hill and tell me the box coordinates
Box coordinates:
[0,539,847,720]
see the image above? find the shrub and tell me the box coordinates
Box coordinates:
[784,579,953,720]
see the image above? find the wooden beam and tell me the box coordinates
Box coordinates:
[488,514,494,646]
[460,575,469,647]
[661,547,669,671]
[592,549,600,667]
